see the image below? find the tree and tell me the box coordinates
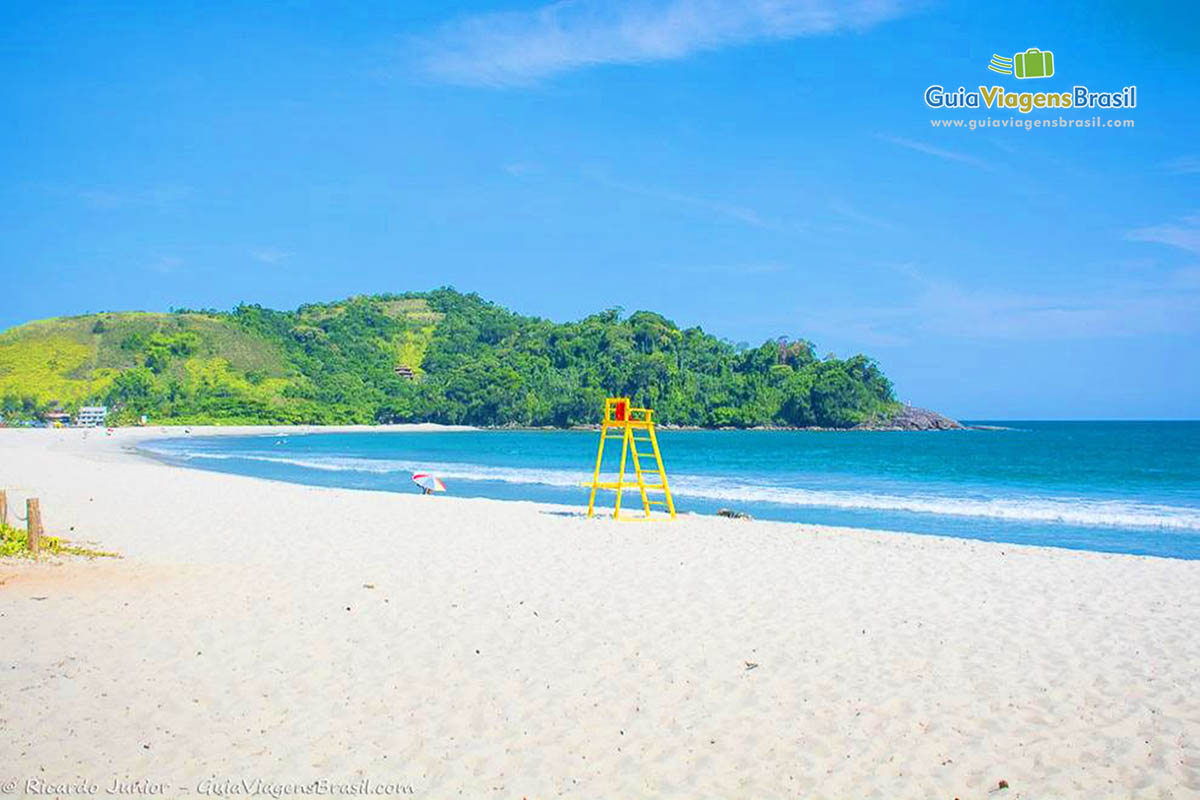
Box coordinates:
[105,367,158,414]
[19,288,898,428]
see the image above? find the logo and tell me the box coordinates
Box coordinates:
[989,48,1055,79]
[988,54,1013,74]
[924,45,1136,115]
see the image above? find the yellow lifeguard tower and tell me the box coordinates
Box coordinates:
[587,397,676,520]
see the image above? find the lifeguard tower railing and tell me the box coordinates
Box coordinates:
[586,397,676,520]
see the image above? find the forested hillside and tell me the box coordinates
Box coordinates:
[0,289,899,427]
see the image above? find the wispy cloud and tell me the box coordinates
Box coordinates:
[416,0,918,87]
[147,255,183,275]
[1127,214,1200,255]
[591,171,776,229]
[503,162,536,177]
[910,283,1196,340]
[829,199,901,232]
[673,261,788,276]
[78,189,128,210]
[1171,266,1200,289]
[804,265,1200,346]
[251,247,292,265]
[1165,155,1200,174]
[78,185,191,210]
[877,134,992,170]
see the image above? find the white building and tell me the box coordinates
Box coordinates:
[75,406,108,427]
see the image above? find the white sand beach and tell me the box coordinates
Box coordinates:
[1,426,1198,799]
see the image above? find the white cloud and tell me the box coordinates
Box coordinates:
[78,189,127,210]
[910,282,1195,340]
[78,185,191,210]
[804,266,1200,346]
[417,0,917,86]
[591,170,774,228]
[876,134,992,170]
[674,261,788,276]
[1165,155,1200,174]
[829,199,900,232]
[1127,215,1200,255]
[1170,266,1200,289]
[147,255,183,274]
[251,247,292,265]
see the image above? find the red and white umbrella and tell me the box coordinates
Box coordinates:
[411,473,446,493]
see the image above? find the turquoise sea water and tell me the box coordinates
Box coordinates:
[141,422,1200,560]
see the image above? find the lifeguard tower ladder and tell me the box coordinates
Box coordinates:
[587,397,676,520]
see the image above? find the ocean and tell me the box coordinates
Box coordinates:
[140,421,1200,560]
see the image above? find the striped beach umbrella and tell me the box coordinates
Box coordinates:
[411,473,447,493]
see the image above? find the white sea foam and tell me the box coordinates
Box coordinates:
[142,445,1200,532]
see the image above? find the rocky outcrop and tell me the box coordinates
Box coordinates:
[854,405,964,431]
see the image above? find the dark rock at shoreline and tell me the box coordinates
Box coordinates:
[854,405,964,431]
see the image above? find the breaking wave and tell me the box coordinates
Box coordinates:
[142,446,1200,532]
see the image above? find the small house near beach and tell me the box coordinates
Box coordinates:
[76,406,109,427]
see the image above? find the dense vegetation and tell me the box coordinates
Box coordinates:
[0,289,899,428]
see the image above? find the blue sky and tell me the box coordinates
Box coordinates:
[2,1,1198,419]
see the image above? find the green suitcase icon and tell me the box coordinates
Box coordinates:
[1014,48,1054,79]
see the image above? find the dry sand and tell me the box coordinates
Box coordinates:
[1,426,1198,799]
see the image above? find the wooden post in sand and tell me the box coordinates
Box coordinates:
[26,498,42,555]
[0,489,7,528]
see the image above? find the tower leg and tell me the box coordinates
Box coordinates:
[587,421,608,518]
[613,426,631,519]
[648,426,676,518]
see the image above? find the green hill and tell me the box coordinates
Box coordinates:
[0,289,899,428]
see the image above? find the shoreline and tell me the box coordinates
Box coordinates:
[132,434,1182,564]
[2,427,1198,797]
[1,422,987,433]
[128,424,1200,562]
